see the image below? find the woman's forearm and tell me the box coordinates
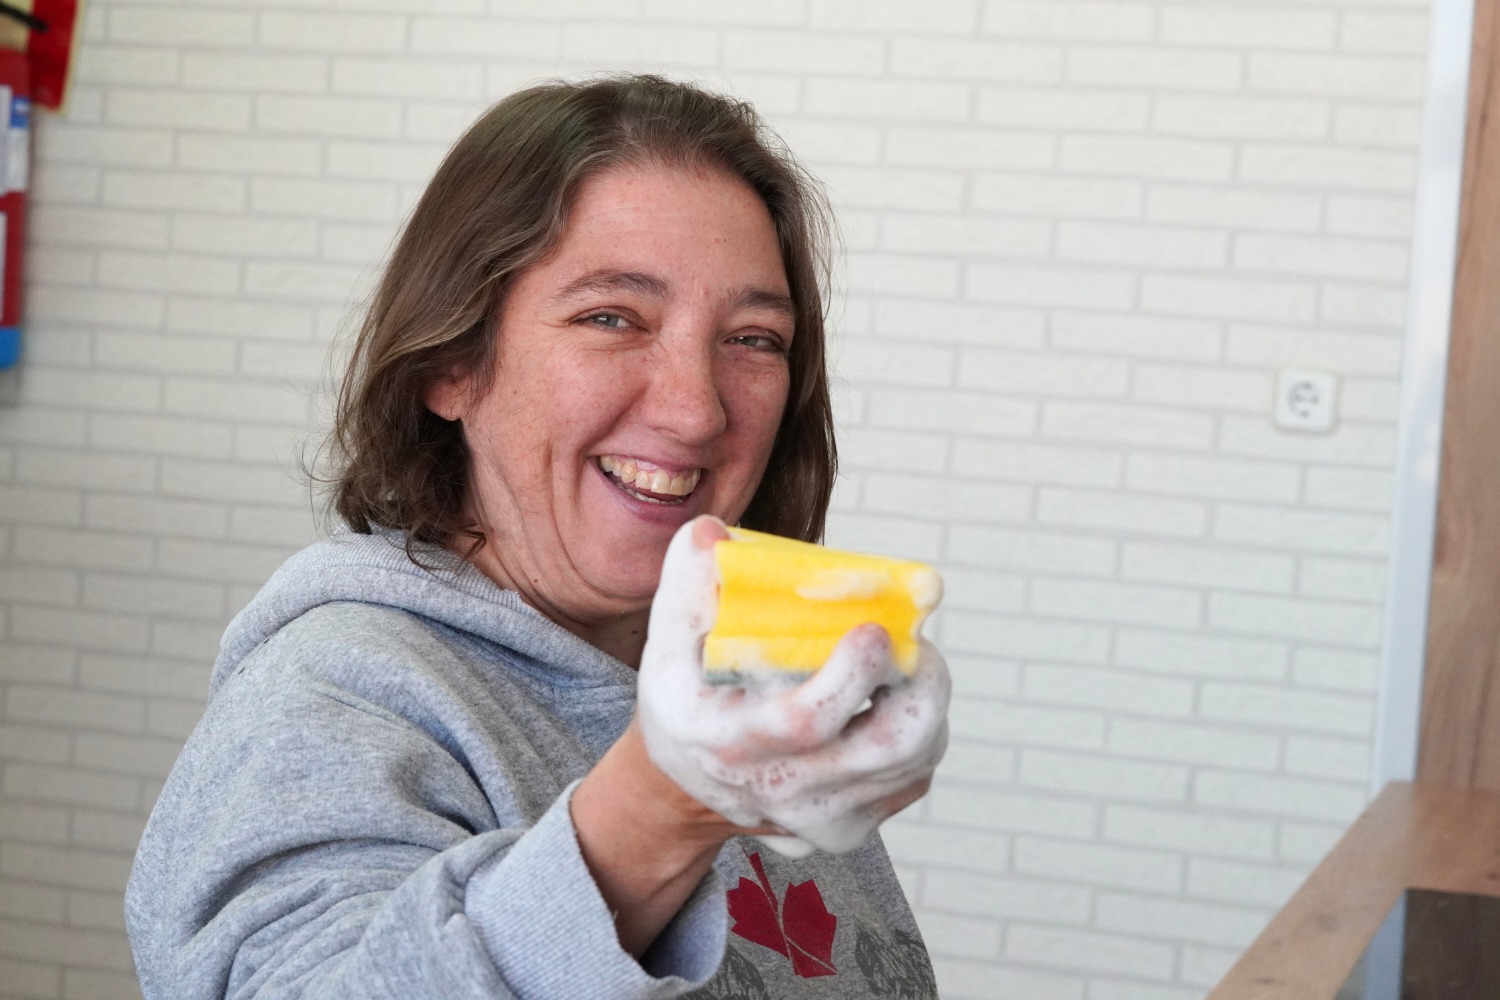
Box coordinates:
[569,719,743,959]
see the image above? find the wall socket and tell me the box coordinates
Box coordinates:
[1273,368,1338,433]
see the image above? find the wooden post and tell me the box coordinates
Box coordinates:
[1417,0,1500,789]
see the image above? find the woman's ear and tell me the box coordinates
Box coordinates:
[425,375,469,422]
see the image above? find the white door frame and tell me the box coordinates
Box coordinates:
[1372,0,1476,791]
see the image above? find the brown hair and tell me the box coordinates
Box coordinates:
[325,74,838,559]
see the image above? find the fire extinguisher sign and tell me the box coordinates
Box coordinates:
[0,0,71,371]
[9,92,29,193]
[0,82,12,370]
[0,75,26,371]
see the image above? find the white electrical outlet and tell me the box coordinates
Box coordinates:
[1273,368,1338,433]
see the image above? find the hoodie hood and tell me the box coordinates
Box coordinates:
[212,528,637,699]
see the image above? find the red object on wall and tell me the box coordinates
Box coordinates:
[27,0,77,111]
[0,47,28,366]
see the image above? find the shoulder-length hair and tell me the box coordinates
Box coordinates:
[326,74,838,558]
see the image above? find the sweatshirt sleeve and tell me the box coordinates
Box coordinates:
[125,624,727,1000]
[466,783,728,995]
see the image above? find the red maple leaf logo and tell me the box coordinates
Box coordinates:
[726,849,838,978]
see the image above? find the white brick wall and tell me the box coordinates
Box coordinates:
[0,1,1433,997]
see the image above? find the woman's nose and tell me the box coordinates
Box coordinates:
[646,344,727,445]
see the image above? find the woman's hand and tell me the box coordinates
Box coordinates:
[636,516,951,857]
[570,515,948,957]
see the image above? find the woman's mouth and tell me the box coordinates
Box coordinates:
[597,455,702,505]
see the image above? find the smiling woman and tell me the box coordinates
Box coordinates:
[123,75,949,1000]
[423,165,797,662]
[333,75,836,561]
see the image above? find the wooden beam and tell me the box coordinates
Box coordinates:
[1207,783,1500,1000]
[1418,0,1500,790]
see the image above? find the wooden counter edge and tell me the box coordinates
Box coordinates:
[1206,782,1500,1000]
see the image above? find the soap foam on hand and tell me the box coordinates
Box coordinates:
[636,517,951,858]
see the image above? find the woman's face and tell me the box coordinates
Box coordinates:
[431,163,795,629]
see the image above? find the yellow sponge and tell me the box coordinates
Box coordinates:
[703,527,942,680]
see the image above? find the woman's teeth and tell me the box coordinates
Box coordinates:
[598,456,702,502]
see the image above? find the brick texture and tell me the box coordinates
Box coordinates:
[0,1,1430,997]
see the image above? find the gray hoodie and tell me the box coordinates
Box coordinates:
[125,529,937,1000]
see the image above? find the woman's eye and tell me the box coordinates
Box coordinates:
[583,312,630,330]
[731,331,786,352]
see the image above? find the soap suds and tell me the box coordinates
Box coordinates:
[637,516,951,857]
[794,567,889,602]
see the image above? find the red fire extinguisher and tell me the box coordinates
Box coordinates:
[0,48,27,370]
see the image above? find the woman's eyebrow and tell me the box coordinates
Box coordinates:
[552,269,795,321]
[552,269,669,304]
[731,286,796,321]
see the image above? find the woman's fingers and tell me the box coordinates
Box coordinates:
[739,624,897,752]
[643,515,729,681]
[792,624,901,724]
[773,770,933,854]
[707,631,946,781]
[869,640,951,751]
[798,647,950,780]
[891,642,953,758]
[639,530,950,855]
